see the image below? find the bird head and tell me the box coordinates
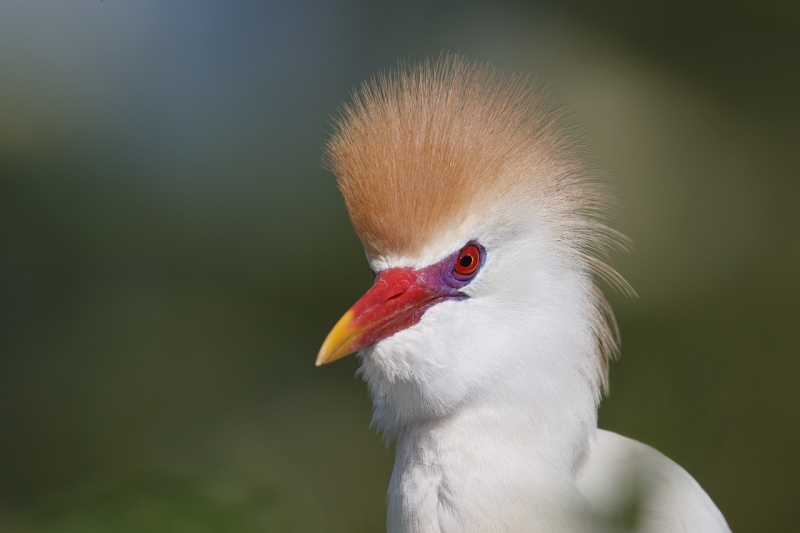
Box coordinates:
[317,56,631,437]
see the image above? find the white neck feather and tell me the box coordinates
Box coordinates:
[383,347,599,533]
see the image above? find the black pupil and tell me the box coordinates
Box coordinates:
[459,255,473,268]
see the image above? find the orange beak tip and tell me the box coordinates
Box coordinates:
[316,310,357,366]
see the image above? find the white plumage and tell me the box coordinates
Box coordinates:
[317,55,730,533]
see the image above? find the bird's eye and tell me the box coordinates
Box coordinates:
[453,243,481,279]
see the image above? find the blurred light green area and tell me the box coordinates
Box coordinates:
[0,1,798,532]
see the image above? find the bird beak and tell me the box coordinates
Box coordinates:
[316,267,449,365]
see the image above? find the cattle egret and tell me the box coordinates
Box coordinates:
[316,56,730,533]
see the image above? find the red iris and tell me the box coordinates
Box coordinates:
[453,243,481,279]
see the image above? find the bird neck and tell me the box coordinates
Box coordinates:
[387,375,598,533]
[394,363,598,474]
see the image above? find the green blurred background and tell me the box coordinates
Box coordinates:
[1,1,798,531]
